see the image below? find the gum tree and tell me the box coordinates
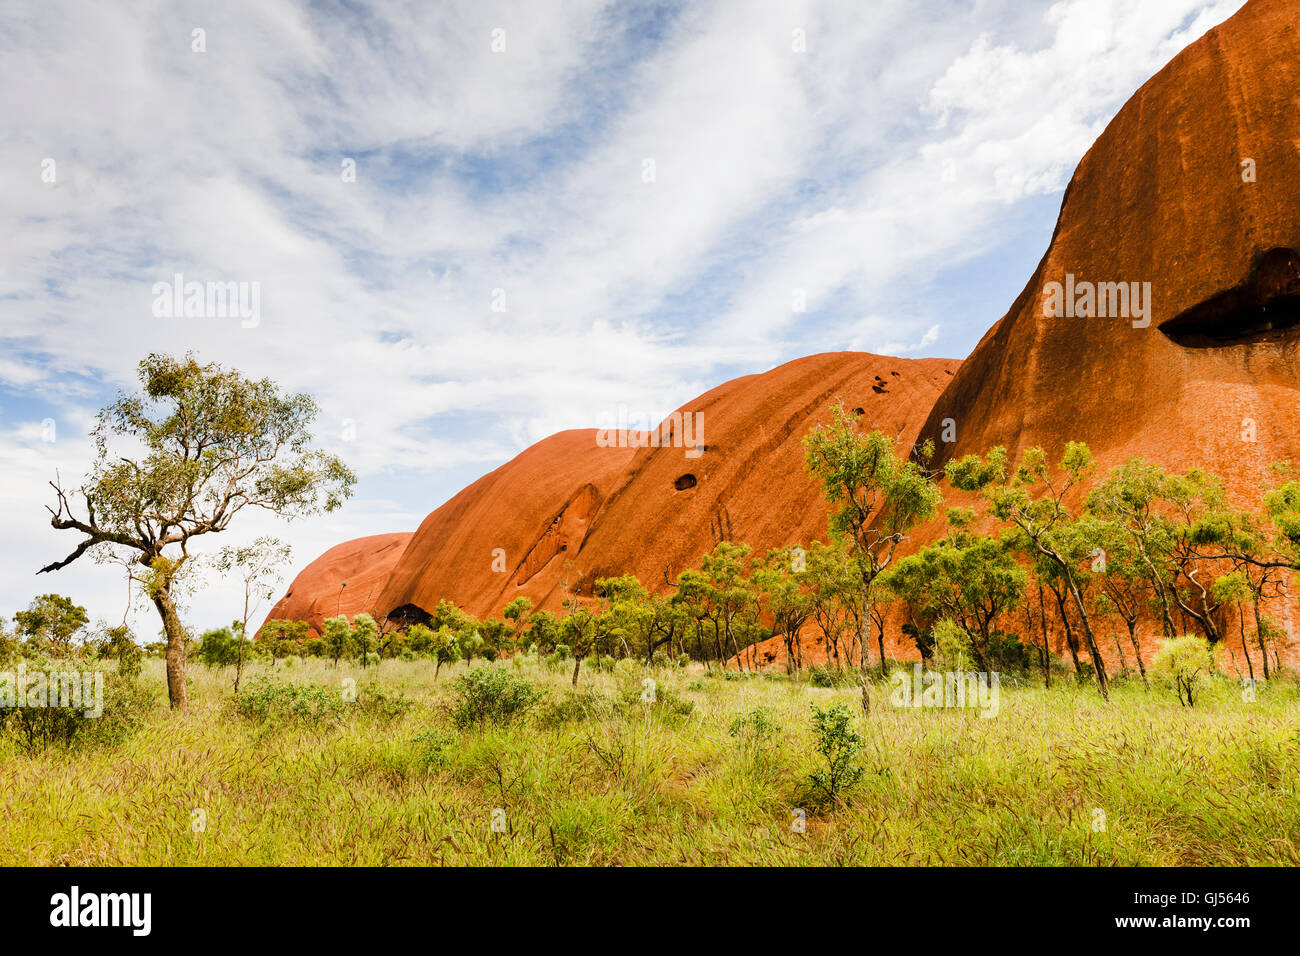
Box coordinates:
[38,353,354,709]
[13,594,89,658]
[947,443,1111,699]
[882,513,1026,675]
[753,547,814,674]
[804,405,942,712]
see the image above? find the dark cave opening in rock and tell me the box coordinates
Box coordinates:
[674,473,697,490]
[1159,247,1300,348]
[385,603,432,628]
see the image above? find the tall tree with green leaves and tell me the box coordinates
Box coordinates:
[1161,467,1233,645]
[753,546,813,674]
[804,540,857,670]
[948,443,1111,699]
[882,513,1026,674]
[699,541,755,669]
[1086,459,1179,638]
[39,353,355,708]
[13,594,89,657]
[502,597,533,656]
[1082,516,1151,687]
[804,405,942,712]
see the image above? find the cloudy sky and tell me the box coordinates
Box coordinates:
[0,0,1245,638]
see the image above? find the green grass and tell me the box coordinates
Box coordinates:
[2,657,1299,865]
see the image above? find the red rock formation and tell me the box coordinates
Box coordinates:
[265,354,956,629]
[916,0,1300,499]
[563,352,954,607]
[904,0,1300,671]
[374,429,638,620]
[375,353,955,620]
[270,0,1300,673]
[260,532,412,637]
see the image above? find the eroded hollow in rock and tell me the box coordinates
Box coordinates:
[674,473,697,491]
[386,603,432,628]
[1159,247,1300,347]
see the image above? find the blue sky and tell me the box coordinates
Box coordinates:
[0,0,1245,636]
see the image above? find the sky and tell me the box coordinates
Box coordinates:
[0,0,1247,639]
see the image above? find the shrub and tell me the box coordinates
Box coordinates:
[0,664,157,753]
[535,689,612,728]
[931,619,971,671]
[450,667,546,729]
[808,666,855,688]
[235,677,348,725]
[413,727,457,770]
[1152,636,1215,707]
[984,632,1034,676]
[729,705,777,741]
[805,701,864,807]
[196,627,240,668]
[356,682,415,721]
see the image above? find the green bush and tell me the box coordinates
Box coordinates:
[195,627,240,668]
[413,727,457,770]
[0,665,157,753]
[450,667,546,729]
[356,682,415,721]
[235,677,347,725]
[729,705,777,740]
[984,633,1035,676]
[1152,636,1215,706]
[805,701,864,808]
[808,665,855,688]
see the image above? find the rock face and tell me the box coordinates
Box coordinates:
[376,352,955,620]
[261,532,413,637]
[374,429,638,621]
[560,352,954,608]
[263,352,956,629]
[915,0,1300,503]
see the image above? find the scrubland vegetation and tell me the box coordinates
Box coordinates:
[3,654,1299,866]
[10,354,1300,867]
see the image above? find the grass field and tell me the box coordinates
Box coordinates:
[3,656,1299,866]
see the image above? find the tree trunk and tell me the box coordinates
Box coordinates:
[1251,590,1270,680]
[1065,579,1109,700]
[1126,619,1147,688]
[1037,584,1051,689]
[1051,586,1083,677]
[1238,604,1255,682]
[571,655,582,687]
[152,585,188,710]
[1155,582,1176,638]
[858,584,871,715]
[875,615,887,678]
[234,630,246,695]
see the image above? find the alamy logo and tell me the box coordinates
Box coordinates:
[151,273,261,328]
[0,662,102,718]
[888,663,1000,718]
[596,407,704,459]
[50,886,151,936]
[1041,274,1151,328]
